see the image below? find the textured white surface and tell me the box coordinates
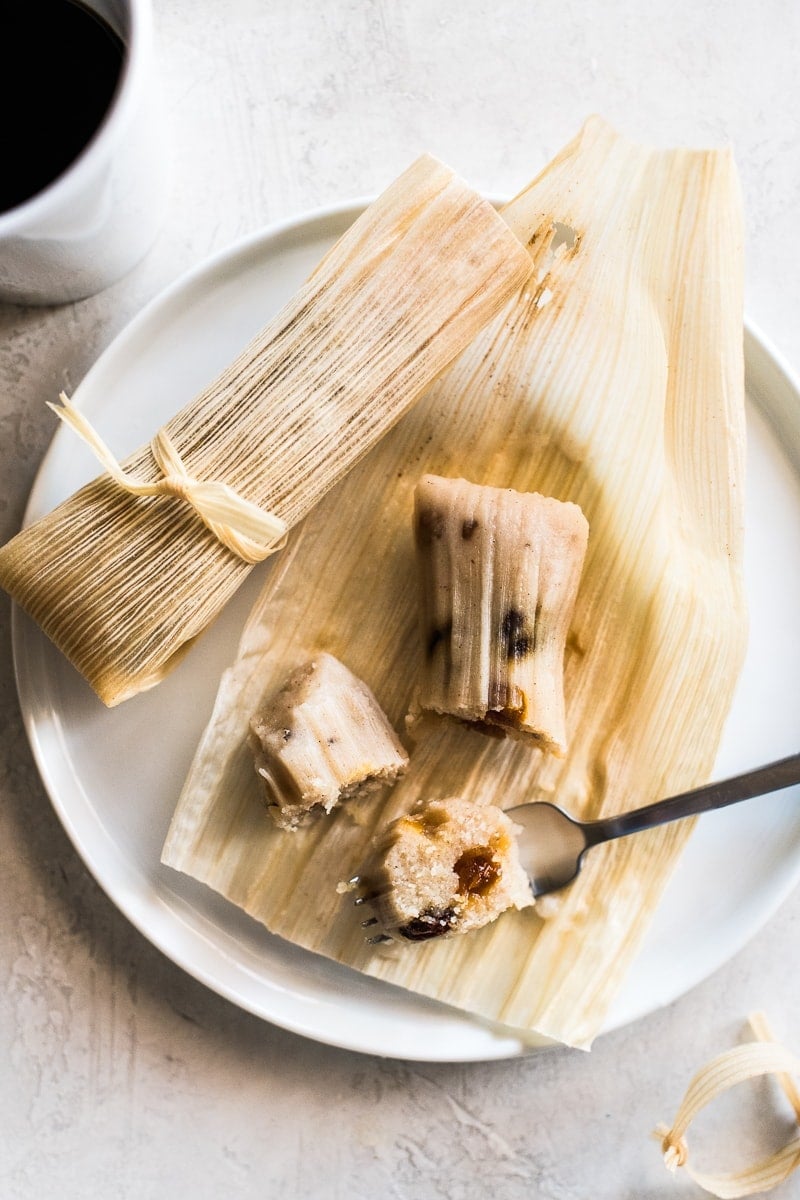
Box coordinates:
[2,1,800,1196]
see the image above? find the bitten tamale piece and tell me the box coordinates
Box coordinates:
[0,155,531,707]
[410,474,589,756]
[361,797,533,941]
[249,653,408,830]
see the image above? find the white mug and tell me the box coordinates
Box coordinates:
[0,0,168,305]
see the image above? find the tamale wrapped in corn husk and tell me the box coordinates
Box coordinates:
[0,155,531,707]
[162,116,747,1049]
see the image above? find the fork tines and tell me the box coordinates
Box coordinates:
[347,875,391,943]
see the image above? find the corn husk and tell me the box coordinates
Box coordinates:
[0,155,531,707]
[162,116,747,1049]
[657,1014,800,1197]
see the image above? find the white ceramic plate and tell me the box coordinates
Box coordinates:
[12,204,800,1062]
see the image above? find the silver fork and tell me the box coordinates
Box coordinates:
[350,751,800,941]
[508,751,800,897]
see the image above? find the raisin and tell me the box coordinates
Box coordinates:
[500,608,532,659]
[398,907,457,941]
[404,807,449,836]
[415,507,446,546]
[454,847,501,896]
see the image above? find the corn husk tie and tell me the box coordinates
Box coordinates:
[49,393,287,565]
[656,1014,800,1198]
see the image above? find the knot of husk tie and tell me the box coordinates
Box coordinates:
[49,393,287,565]
[654,1012,800,1198]
[657,1127,689,1169]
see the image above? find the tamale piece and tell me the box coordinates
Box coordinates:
[249,652,408,830]
[163,117,747,1049]
[358,797,534,942]
[0,154,531,707]
[409,474,589,754]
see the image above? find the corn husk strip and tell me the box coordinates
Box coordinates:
[162,116,747,1048]
[0,154,531,707]
[656,1014,800,1197]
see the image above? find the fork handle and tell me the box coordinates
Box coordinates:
[583,752,800,846]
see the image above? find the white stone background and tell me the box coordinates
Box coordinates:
[2,1,800,1197]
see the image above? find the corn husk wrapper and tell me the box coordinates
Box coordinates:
[0,155,531,706]
[162,117,747,1049]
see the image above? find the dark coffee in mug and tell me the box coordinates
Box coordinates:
[1,1,125,214]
